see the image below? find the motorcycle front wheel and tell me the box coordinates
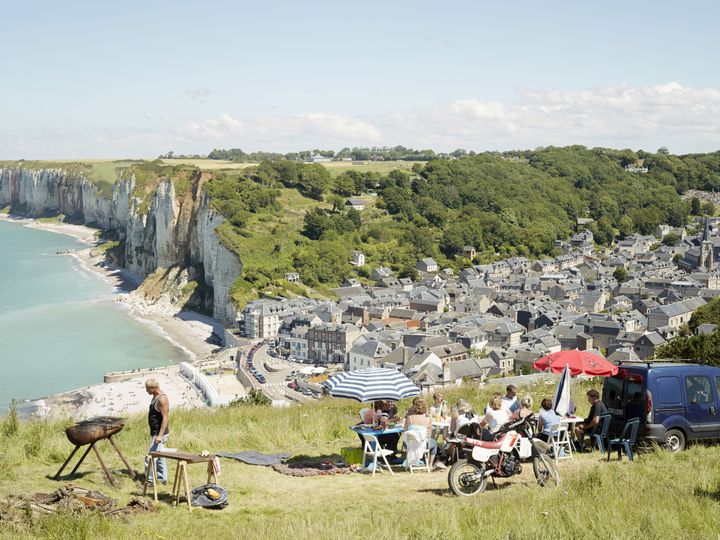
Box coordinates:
[532,453,560,487]
[448,459,486,496]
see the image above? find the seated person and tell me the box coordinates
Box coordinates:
[405,397,422,418]
[537,398,561,442]
[375,400,402,456]
[501,385,520,415]
[450,399,480,436]
[404,398,444,469]
[379,400,400,421]
[574,389,608,447]
[479,395,510,440]
[431,392,448,418]
[361,406,377,425]
[517,396,534,419]
[440,399,480,464]
[485,392,502,414]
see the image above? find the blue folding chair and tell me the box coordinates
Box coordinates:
[606,418,641,461]
[591,414,612,454]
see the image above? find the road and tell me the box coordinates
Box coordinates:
[247,343,314,403]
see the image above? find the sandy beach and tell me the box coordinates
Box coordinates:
[1,213,231,417]
[29,370,206,420]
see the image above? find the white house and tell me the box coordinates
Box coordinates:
[347,340,392,370]
[416,257,439,273]
[345,198,366,211]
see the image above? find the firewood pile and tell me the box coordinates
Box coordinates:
[0,484,155,525]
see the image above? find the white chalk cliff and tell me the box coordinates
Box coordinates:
[0,167,241,325]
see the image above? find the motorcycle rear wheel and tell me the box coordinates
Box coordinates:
[533,453,560,487]
[448,459,486,496]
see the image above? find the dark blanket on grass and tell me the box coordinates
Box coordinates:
[216,451,292,466]
[271,461,356,477]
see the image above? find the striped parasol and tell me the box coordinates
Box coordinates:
[322,368,419,402]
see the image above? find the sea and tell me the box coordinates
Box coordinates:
[0,219,189,412]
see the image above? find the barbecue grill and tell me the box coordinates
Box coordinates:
[54,417,136,487]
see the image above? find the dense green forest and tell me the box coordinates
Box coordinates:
[200,145,720,306]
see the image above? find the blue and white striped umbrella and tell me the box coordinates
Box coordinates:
[322,368,419,402]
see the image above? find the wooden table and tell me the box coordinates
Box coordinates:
[143,450,217,511]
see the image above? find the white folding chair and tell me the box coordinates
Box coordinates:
[362,434,394,476]
[550,421,573,462]
[404,430,431,473]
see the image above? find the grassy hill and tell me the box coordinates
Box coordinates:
[2,380,720,539]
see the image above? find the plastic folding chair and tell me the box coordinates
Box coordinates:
[591,414,612,454]
[362,434,394,476]
[606,418,641,461]
[404,430,431,473]
[550,421,573,462]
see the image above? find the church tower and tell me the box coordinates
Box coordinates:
[700,218,714,272]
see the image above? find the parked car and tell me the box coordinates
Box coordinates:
[602,362,720,452]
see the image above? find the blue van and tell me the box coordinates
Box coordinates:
[601,362,720,452]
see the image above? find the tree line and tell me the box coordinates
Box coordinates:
[204,145,720,293]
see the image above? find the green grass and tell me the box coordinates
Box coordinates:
[216,188,329,308]
[89,240,120,257]
[3,380,720,539]
[159,159,421,178]
[0,160,145,199]
[322,160,423,178]
[37,213,66,224]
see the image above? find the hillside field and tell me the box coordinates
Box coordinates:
[1,380,720,539]
[159,159,421,177]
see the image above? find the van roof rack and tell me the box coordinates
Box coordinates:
[617,358,704,368]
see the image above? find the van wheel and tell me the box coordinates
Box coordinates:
[664,429,685,452]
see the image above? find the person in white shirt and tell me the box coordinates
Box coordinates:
[450,399,479,435]
[485,392,502,414]
[501,384,519,416]
[480,395,510,440]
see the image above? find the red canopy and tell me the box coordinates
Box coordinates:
[532,349,618,377]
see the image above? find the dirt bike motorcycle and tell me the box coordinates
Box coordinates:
[447,414,560,496]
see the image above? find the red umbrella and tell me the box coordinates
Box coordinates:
[533,349,618,377]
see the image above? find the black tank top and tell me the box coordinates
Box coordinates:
[148,394,169,436]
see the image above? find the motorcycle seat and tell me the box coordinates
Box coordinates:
[477,440,503,450]
[464,437,503,450]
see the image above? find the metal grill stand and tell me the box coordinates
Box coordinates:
[54,417,136,487]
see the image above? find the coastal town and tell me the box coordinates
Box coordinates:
[210,213,720,404]
[23,207,720,418]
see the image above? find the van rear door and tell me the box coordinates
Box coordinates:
[603,375,625,418]
[683,374,720,440]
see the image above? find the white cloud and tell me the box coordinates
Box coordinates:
[3,82,720,158]
[176,112,382,149]
[173,82,720,154]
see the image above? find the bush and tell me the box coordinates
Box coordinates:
[229,389,272,406]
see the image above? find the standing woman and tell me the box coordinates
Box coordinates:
[145,378,170,485]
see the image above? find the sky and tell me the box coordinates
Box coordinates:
[2,0,720,158]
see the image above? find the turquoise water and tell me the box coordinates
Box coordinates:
[0,219,188,410]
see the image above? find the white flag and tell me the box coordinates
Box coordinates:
[553,365,571,416]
